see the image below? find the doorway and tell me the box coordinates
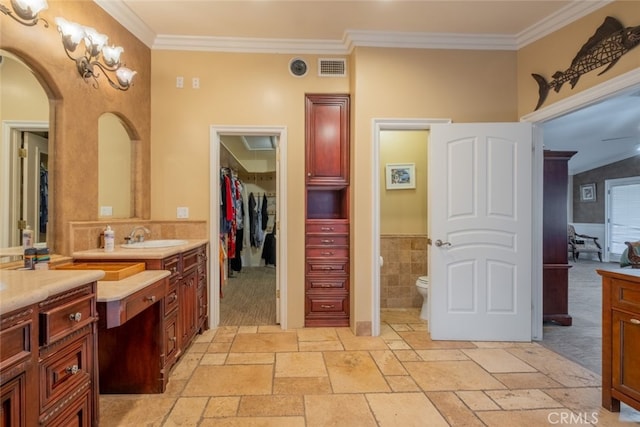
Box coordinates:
[209,126,288,330]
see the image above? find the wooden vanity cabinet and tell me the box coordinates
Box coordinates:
[305,94,350,327]
[599,269,640,412]
[1,304,38,427]
[38,282,98,426]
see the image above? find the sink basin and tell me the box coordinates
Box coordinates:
[120,239,188,249]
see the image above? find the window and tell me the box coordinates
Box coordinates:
[606,177,640,261]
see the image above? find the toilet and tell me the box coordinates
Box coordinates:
[415,276,430,320]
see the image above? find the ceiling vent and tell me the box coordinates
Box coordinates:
[318,58,346,77]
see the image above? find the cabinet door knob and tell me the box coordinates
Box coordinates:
[69,312,82,322]
[146,295,156,303]
[307,173,311,177]
[66,365,79,375]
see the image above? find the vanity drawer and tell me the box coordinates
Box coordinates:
[162,254,181,279]
[183,248,200,274]
[0,307,35,370]
[40,295,95,345]
[164,282,179,315]
[39,333,91,414]
[125,279,166,322]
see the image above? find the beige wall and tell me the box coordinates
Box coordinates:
[1,0,152,255]
[380,130,428,235]
[0,54,49,121]
[517,1,640,116]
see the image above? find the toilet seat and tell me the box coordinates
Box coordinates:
[416,276,429,288]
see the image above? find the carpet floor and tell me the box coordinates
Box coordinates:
[219,266,277,326]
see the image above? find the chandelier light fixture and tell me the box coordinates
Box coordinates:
[0,0,48,27]
[55,17,136,91]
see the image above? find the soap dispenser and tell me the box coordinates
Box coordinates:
[104,226,115,252]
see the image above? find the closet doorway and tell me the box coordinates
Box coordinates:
[210,126,288,329]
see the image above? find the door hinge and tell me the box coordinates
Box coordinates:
[17,219,27,229]
[276,289,280,298]
[18,148,27,158]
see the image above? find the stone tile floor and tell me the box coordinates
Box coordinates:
[100,309,640,426]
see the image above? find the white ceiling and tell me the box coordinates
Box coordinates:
[97,0,640,174]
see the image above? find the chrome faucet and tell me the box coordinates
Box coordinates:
[127,226,151,243]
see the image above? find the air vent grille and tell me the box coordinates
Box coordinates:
[318,58,346,77]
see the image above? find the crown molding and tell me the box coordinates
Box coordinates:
[515,0,612,47]
[95,0,610,53]
[94,0,156,47]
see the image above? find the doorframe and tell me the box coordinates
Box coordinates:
[209,125,288,329]
[604,176,640,263]
[0,120,49,248]
[371,118,451,337]
[522,68,640,340]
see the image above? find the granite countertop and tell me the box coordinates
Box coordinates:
[97,270,170,302]
[0,269,106,314]
[72,239,209,260]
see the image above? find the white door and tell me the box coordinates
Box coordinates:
[429,123,532,341]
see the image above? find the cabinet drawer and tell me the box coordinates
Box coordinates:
[0,308,34,370]
[183,249,200,274]
[39,333,91,414]
[306,259,348,275]
[306,222,349,234]
[125,279,165,321]
[306,293,349,317]
[306,235,348,247]
[307,277,348,291]
[164,282,179,315]
[40,387,91,427]
[40,295,95,345]
[163,254,181,279]
[305,247,349,259]
[611,280,640,312]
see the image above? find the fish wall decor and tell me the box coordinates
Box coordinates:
[532,16,640,111]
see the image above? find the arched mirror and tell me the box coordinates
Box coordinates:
[0,51,50,258]
[99,113,132,218]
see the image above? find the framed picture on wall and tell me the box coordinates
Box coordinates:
[580,183,596,202]
[386,163,416,190]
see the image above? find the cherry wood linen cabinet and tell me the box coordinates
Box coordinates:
[304,94,350,327]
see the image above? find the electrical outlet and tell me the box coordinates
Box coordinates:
[192,77,200,89]
[100,206,113,216]
[177,207,189,219]
[176,76,184,88]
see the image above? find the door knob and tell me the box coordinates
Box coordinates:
[434,239,452,247]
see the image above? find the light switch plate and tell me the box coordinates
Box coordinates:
[100,206,113,216]
[177,207,189,218]
[176,76,184,88]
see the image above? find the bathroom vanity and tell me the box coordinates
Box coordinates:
[73,239,209,393]
[0,269,104,426]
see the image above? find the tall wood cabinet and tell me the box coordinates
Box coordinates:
[543,150,576,326]
[304,94,350,327]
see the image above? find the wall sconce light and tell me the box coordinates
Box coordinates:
[55,17,136,91]
[0,0,48,27]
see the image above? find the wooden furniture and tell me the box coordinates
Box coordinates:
[304,94,350,327]
[85,243,208,393]
[1,279,99,427]
[542,150,576,326]
[96,273,169,394]
[598,268,640,412]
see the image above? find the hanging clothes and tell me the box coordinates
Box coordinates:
[261,193,269,232]
[39,164,48,232]
[249,192,264,248]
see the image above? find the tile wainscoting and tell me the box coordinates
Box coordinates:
[380,235,428,309]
